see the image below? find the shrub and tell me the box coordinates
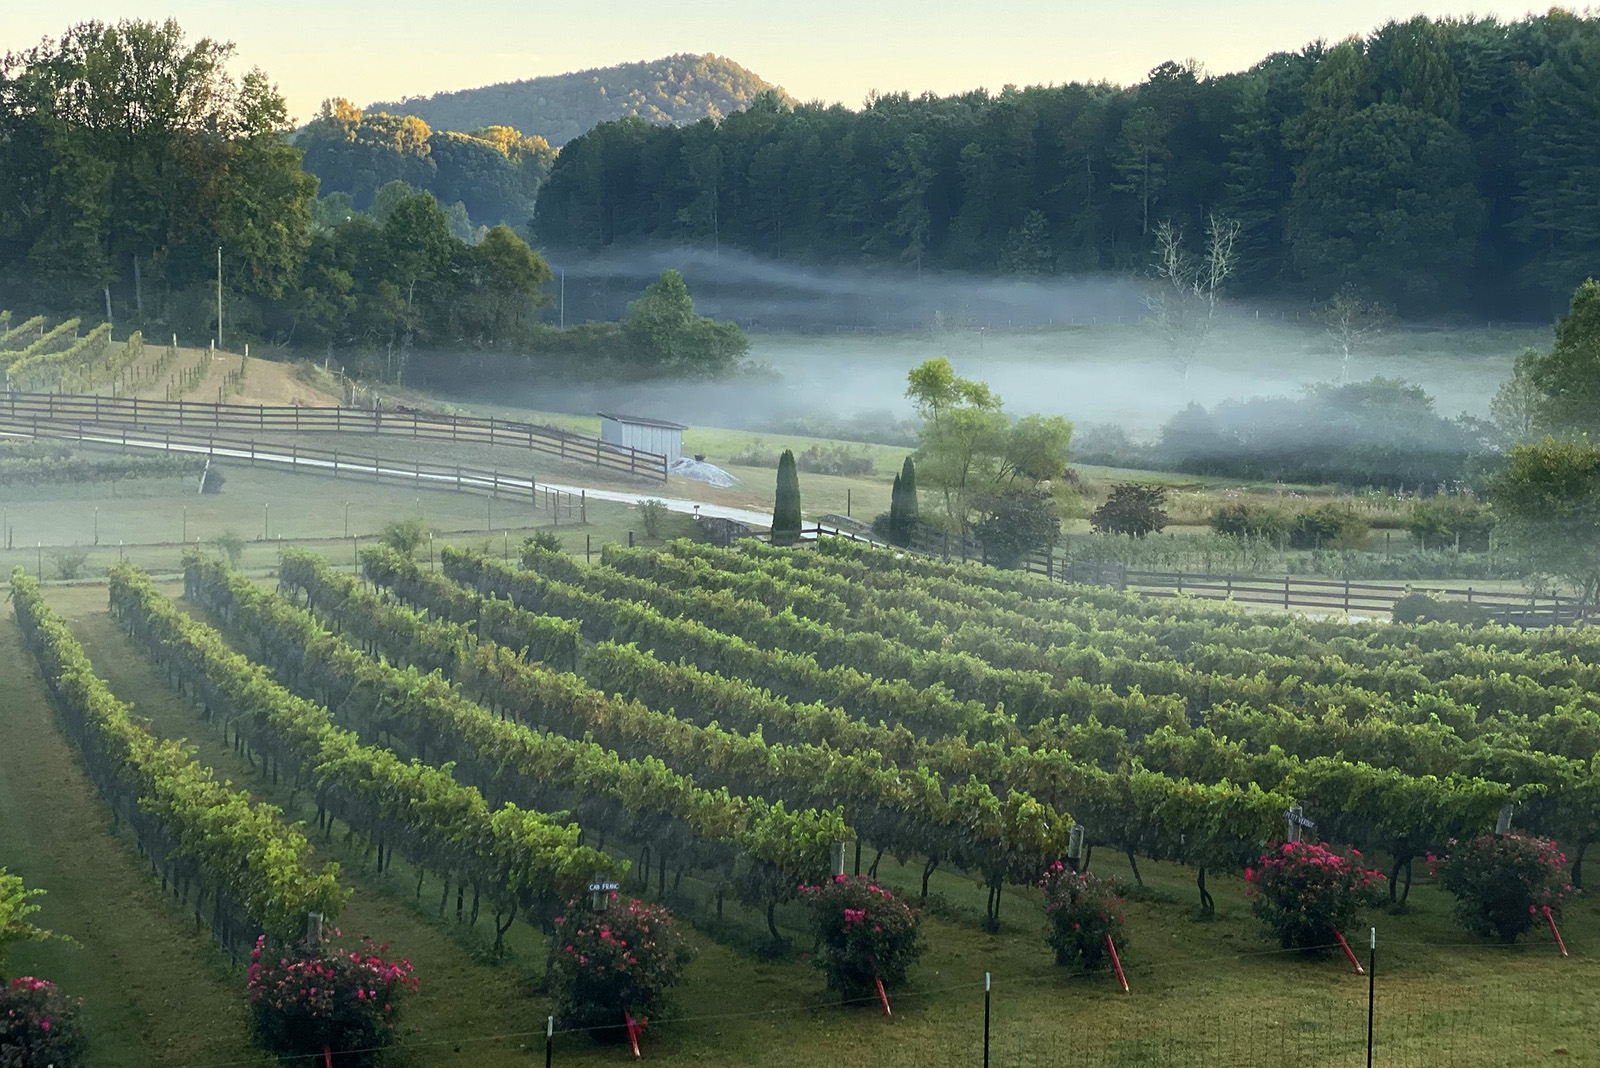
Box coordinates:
[545,896,695,1034]
[1408,497,1496,552]
[246,933,416,1066]
[800,875,923,995]
[973,488,1061,569]
[379,517,429,556]
[638,499,668,540]
[1209,502,1290,542]
[48,547,90,580]
[1039,864,1127,970]
[1429,834,1572,943]
[210,531,245,567]
[1089,483,1168,537]
[1391,592,1491,627]
[522,530,563,559]
[1245,842,1387,950]
[1289,504,1369,549]
[0,976,88,1068]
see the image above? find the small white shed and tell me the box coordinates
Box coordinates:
[598,412,686,461]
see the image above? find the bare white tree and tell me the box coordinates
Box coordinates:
[1141,214,1240,388]
[1318,286,1390,384]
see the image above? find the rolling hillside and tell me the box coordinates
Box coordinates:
[368,53,793,147]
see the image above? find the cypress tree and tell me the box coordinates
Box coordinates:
[772,449,802,545]
[888,472,904,544]
[896,457,919,547]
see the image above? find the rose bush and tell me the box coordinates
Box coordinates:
[1429,834,1573,943]
[1,976,89,1068]
[800,875,922,996]
[545,896,695,1035]
[1246,842,1386,949]
[1040,864,1127,969]
[246,933,416,1066]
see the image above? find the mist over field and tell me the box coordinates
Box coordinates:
[526,246,1541,437]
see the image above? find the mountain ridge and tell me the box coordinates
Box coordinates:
[367,53,793,147]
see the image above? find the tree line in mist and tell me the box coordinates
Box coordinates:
[535,12,1600,317]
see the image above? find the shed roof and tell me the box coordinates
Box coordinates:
[597,412,688,431]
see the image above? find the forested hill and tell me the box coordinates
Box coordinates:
[367,54,792,147]
[534,13,1600,317]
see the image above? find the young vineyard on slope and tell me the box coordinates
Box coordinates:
[412,543,1569,913]
[284,546,1072,922]
[179,552,850,942]
[108,562,618,953]
[11,569,347,956]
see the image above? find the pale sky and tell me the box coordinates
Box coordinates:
[2,1,1560,124]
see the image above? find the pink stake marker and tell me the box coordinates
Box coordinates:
[1106,934,1130,993]
[1334,930,1366,974]
[1543,907,1569,958]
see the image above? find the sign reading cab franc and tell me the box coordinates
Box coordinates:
[589,879,621,893]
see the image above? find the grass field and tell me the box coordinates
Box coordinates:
[4,559,1593,1067]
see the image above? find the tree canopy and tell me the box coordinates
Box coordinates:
[296,100,555,229]
[535,13,1600,315]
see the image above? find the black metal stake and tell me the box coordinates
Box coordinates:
[972,972,985,1068]
[545,1014,553,1068]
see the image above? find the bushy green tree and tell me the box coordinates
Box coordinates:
[772,449,801,544]
[1489,436,1600,606]
[621,269,749,376]
[1522,279,1600,438]
[973,488,1061,568]
[1090,484,1169,537]
[906,358,1072,536]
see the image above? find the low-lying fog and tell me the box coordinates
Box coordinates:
[534,247,1546,437]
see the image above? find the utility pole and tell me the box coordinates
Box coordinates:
[216,246,223,349]
[559,270,565,329]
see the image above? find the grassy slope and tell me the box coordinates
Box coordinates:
[0,599,269,1068]
[25,580,1599,1067]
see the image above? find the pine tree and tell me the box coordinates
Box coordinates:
[896,457,919,547]
[772,449,802,545]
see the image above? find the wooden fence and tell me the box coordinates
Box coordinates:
[759,526,1587,628]
[0,418,586,522]
[0,391,669,482]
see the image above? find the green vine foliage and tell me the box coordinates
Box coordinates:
[12,569,345,951]
[108,561,613,953]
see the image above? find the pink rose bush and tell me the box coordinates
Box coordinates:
[800,875,922,996]
[545,896,695,1035]
[1040,864,1127,970]
[1245,842,1386,950]
[1429,834,1573,943]
[246,932,416,1065]
[1,976,88,1067]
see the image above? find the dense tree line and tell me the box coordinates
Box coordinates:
[369,54,791,148]
[535,13,1600,315]
[0,20,748,378]
[297,101,555,229]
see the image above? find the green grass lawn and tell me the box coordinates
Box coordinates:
[8,578,1593,1068]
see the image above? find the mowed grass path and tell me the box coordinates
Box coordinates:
[0,599,269,1068]
[19,579,1600,1068]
